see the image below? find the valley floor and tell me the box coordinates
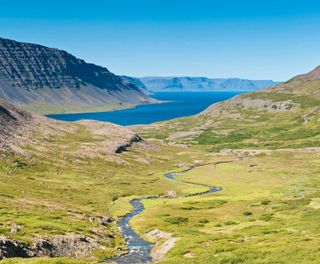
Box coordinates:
[1,141,320,263]
[132,149,320,263]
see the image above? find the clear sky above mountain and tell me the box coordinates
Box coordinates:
[1,0,320,81]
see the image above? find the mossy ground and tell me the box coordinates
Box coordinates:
[0,124,212,263]
[1,126,320,264]
[131,150,320,263]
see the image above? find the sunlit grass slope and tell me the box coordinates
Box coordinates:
[0,120,212,262]
[135,66,320,151]
[132,150,320,263]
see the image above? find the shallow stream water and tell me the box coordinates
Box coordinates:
[109,167,223,263]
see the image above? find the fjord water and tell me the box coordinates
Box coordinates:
[48,92,242,126]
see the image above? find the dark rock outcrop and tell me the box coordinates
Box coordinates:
[0,234,101,260]
[115,134,143,153]
[0,237,30,259]
[100,216,113,226]
[32,234,100,258]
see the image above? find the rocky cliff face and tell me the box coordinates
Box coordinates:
[121,75,152,95]
[0,37,155,114]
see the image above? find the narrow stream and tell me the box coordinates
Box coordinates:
[109,167,223,264]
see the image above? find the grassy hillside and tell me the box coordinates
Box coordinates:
[135,66,320,151]
[120,67,320,263]
[0,101,212,262]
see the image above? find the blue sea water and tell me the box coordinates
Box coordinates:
[47,92,243,126]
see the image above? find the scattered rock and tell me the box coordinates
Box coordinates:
[184,252,195,258]
[88,217,95,222]
[144,229,180,262]
[177,162,190,168]
[161,190,177,199]
[0,233,101,260]
[115,134,143,153]
[100,216,113,226]
[10,228,18,234]
[228,97,300,113]
[32,233,100,258]
[308,198,320,209]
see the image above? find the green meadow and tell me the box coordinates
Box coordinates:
[0,124,213,262]
[131,150,320,263]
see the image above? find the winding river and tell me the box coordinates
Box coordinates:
[109,167,223,264]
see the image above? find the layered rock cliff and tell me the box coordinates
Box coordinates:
[0,37,155,114]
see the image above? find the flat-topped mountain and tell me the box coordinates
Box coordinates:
[124,76,279,92]
[0,37,155,114]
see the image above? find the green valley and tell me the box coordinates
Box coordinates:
[0,22,320,264]
[1,66,320,263]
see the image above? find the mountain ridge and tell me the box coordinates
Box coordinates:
[123,76,280,92]
[0,37,155,114]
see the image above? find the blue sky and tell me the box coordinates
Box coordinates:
[1,0,320,81]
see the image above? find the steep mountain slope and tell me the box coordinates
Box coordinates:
[0,37,155,114]
[0,98,147,155]
[129,76,279,92]
[0,98,33,151]
[136,66,320,150]
[120,75,152,95]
